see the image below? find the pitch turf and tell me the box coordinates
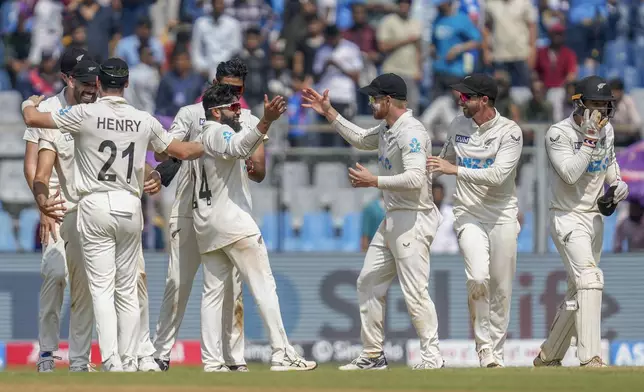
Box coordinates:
[0,365,643,392]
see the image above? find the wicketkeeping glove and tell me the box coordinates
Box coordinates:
[155,158,182,187]
[611,180,629,203]
[580,109,608,148]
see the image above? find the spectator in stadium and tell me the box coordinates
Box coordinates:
[312,24,362,146]
[267,49,294,105]
[16,51,63,99]
[115,15,166,68]
[292,17,325,80]
[65,23,89,53]
[520,79,553,145]
[566,0,608,68]
[534,23,577,89]
[120,0,155,37]
[190,0,242,81]
[3,10,31,88]
[610,78,642,146]
[430,0,482,100]
[28,0,64,65]
[360,193,385,252]
[236,26,270,112]
[227,0,275,34]
[430,181,458,254]
[377,0,422,113]
[486,0,537,87]
[342,3,380,115]
[125,44,161,114]
[155,48,206,117]
[614,201,644,253]
[493,71,521,122]
[70,0,120,63]
[279,0,318,62]
[536,0,565,47]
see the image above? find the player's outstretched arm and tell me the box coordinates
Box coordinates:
[165,139,204,160]
[301,88,381,150]
[21,96,58,129]
[457,127,523,186]
[33,146,66,222]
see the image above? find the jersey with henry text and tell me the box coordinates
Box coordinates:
[191,121,264,254]
[545,114,620,213]
[442,111,522,224]
[49,96,174,198]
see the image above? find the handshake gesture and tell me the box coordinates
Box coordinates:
[581,109,608,148]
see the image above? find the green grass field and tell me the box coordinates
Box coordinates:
[0,365,643,392]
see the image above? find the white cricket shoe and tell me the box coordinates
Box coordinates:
[270,352,317,371]
[204,365,231,372]
[37,352,61,373]
[228,365,249,372]
[102,357,124,372]
[138,356,161,372]
[580,356,608,368]
[412,360,446,370]
[339,352,388,371]
[533,351,562,367]
[478,349,499,368]
[122,359,139,372]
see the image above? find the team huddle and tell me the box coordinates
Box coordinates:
[21,46,627,372]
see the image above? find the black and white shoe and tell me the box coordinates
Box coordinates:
[339,352,388,371]
[228,365,249,372]
[155,358,170,372]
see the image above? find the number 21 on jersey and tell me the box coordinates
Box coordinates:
[192,165,212,208]
[97,140,135,183]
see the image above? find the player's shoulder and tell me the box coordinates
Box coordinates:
[179,102,206,122]
[38,94,64,112]
[495,115,522,140]
[546,117,575,140]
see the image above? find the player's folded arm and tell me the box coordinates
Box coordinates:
[377,127,427,191]
[545,126,594,185]
[331,114,383,151]
[457,128,523,187]
[32,141,58,203]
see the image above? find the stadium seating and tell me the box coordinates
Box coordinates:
[18,207,39,251]
[0,209,17,252]
[0,160,33,204]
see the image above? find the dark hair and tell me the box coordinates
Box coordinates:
[324,25,341,38]
[432,181,444,191]
[245,26,262,37]
[609,78,624,91]
[138,43,151,57]
[202,84,238,119]
[215,57,248,82]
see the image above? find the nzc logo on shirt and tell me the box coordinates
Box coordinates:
[199,118,206,125]
[223,131,233,143]
[455,135,470,144]
[58,107,71,116]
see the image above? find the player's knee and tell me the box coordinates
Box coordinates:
[43,264,67,284]
[576,268,604,291]
[466,279,488,300]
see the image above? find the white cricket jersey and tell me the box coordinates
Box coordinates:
[23,89,69,193]
[442,111,523,224]
[38,130,78,213]
[332,110,434,212]
[48,96,174,198]
[168,105,262,219]
[191,120,264,254]
[545,114,621,213]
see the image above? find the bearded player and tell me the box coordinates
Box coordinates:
[535,76,628,367]
[152,58,267,371]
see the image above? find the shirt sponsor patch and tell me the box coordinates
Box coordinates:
[199,118,205,125]
[64,134,74,142]
[574,142,582,150]
[455,135,470,144]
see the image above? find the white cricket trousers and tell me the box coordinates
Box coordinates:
[200,234,294,370]
[58,210,94,368]
[137,250,159,360]
[77,191,142,369]
[454,214,519,365]
[153,217,246,365]
[38,224,67,354]
[359,209,443,366]
[541,210,604,364]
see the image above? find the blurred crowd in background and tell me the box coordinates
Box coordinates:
[0,0,643,253]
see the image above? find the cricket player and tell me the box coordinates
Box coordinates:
[32,59,165,372]
[21,48,93,372]
[192,83,317,372]
[301,73,444,370]
[152,58,267,372]
[21,58,204,372]
[534,76,628,367]
[427,74,522,368]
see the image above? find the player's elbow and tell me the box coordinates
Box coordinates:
[407,170,425,190]
[168,141,204,160]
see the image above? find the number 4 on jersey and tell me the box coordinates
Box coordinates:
[192,165,212,208]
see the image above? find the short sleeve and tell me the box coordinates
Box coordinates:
[51,105,87,134]
[524,1,537,23]
[23,127,41,143]
[376,16,393,42]
[148,117,175,153]
[38,128,59,144]
[38,138,57,153]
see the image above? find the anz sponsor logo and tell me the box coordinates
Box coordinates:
[378,155,392,170]
[457,157,495,169]
[586,157,609,173]
[455,135,470,144]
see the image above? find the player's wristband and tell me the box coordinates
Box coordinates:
[21,100,35,112]
[583,138,597,148]
[149,170,161,179]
